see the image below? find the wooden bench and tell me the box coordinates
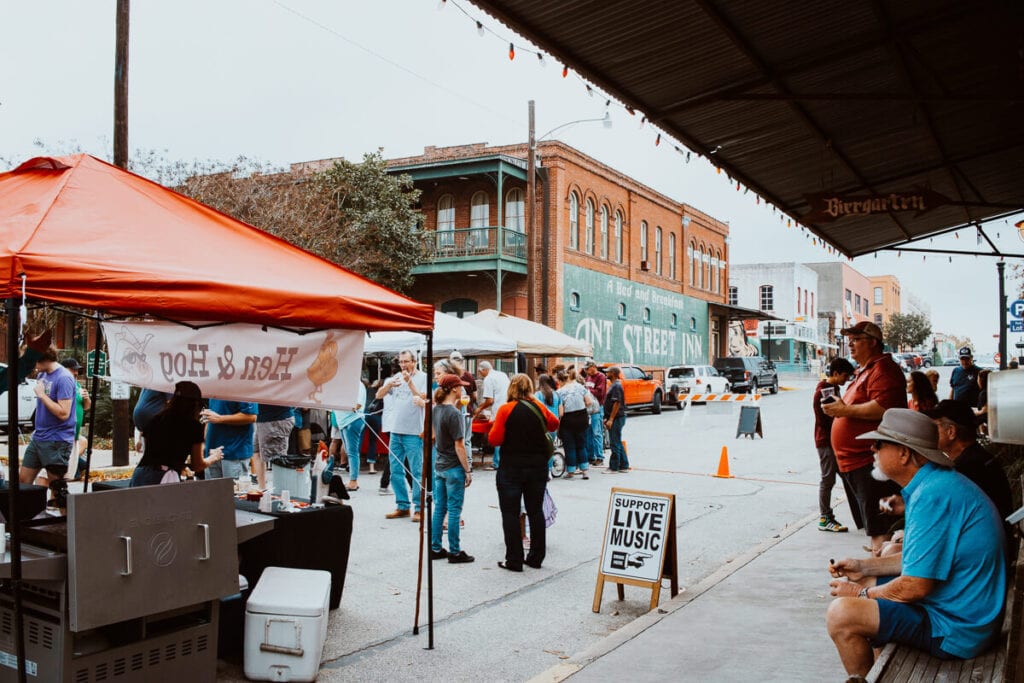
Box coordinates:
[866,530,1022,682]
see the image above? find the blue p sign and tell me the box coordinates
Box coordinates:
[1011,299,1024,319]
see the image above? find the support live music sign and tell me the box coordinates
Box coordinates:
[802,188,951,224]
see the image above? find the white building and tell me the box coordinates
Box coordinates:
[728,262,824,367]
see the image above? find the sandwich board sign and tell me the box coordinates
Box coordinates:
[593,488,678,612]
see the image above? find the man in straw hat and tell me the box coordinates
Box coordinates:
[825,409,1006,680]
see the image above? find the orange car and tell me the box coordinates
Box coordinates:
[598,364,665,414]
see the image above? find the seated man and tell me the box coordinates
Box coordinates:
[826,409,1006,680]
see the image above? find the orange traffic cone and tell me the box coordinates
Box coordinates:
[713,446,734,478]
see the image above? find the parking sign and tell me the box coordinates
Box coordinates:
[1010,299,1024,319]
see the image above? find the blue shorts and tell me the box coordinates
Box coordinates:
[23,439,72,475]
[873,596,956,659]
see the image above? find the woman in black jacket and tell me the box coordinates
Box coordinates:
[488,373,559,571]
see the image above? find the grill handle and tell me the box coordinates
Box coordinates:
[198,523,211,561]
[119,535,132,576]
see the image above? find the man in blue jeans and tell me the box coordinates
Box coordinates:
[602,366,629,473]
[584,361,607,467]
[376,350,427,522]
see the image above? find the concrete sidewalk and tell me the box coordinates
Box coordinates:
[534,512,864,683]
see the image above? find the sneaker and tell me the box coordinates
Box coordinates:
[411,512,422,523]
[592,460,606,468]
[563,471,575,479]
[580,471,590,480]
[385,509,410,519]
[819,516,849,533]
[602,469,620,474]
[429,548,450,561]
[447,550,475,564]
[378,488,392,496]
[619,468,632,473]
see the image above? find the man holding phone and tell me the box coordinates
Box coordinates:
[813,357,855,532]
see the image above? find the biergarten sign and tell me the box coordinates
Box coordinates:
[102,321,365,410]
[801,188,951,224]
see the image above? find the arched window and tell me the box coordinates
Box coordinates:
[437,194,455,248]
[585,199,595,254]
[470,191,489,249]
[440,298,478,318]
[654,227,663,274]
[703,247,710,289]
[710,252,718,292]
[697,247,705,288]
[760,285,774,311]
[643,307,652,324]
[505,188,524,232]
[689,241,696,286]
[804,290,809,316]
[599,205,609,259]
[640,221,649,262]
[716,249,724,293]
[569,291,581,311]
[797,287,802,314]
[568,192,579,249]
[668,233,677,279]
[810,292,814,317]
[617,302,627,319]
[614,211,624,263]
[728,286,738,305]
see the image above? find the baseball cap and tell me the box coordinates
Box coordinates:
[449,351,464,361]
[839,321,883,341]
[438,374,470,390]
[60,358,82,371]
[925,399,976,429]
[958,346,973,358]
[584,360,597,368]
[856,408,952,467]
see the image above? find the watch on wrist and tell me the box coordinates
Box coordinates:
[858,587,869,599]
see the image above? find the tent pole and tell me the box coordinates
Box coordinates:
[82,315,104,493]
[5,297,27,683]
[425,332,434,648]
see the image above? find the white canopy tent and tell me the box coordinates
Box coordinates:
[364,310,517,357]
[462,309,593,357]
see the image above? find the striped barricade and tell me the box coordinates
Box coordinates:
[683,393,761,403]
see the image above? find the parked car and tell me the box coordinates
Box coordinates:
[664,365,730,408]
[598,363,664,414]
[943,358,959,366]
[898,352,923,370]
[712,356,778,394]
[0,363,37,432]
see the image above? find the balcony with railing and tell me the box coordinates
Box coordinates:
[412,226,528,275]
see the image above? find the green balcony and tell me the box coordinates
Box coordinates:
[412,226,528,276]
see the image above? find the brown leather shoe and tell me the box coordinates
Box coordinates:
[411,512,422,523]
[385,509,410,519]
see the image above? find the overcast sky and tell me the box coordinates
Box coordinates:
[3,0,1020,355]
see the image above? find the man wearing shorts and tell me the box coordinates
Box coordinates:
[20,345,77,488]
[252,404,295,489]
[826,409,1006,678]
[821,321,906,553]
[202,400,258,480]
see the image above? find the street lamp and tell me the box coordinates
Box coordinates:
[526,100,613,324]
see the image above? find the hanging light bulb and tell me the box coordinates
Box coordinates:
[686,151,691,163]
[476,21,484,36]
[655,134,661,146]
[586,84,594,97]
[508,43,515,60]
[537,53,546,66]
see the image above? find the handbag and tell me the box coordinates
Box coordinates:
[521,400,555,458]
[584,391,602,415]
[542,487,557,528]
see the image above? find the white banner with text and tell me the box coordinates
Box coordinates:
[102,321,365,410]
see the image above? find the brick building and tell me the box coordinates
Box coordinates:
[379,141,731,369]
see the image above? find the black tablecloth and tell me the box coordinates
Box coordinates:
[0,482,48,522]
[234,500,352,610]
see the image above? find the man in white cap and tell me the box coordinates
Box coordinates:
[473,360,509,469]
[826,409,1006,679]
[948,346,980,406]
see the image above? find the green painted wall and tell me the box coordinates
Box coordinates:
[563,264,709,367]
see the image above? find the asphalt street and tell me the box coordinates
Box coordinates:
[216,371,922,681]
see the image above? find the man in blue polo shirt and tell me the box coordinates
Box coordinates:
[20,344,77,489]
[826,409,1006,678]
[202,399,258,481]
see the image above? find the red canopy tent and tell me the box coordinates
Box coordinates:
[0,153,436,675]
[0,154,434,331]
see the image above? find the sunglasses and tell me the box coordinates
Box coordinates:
[873,439,895,451]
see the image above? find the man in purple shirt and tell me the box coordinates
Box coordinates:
[20,345,77,488]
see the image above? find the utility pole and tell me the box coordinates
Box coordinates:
[526,100,536,323]
[111,0,130,465]
[997,260,1007,370]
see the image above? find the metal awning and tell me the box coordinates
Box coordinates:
[710,302,784,322]
[468,0,1024,258]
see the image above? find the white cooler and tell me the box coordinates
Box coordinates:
[244,567,332,682]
